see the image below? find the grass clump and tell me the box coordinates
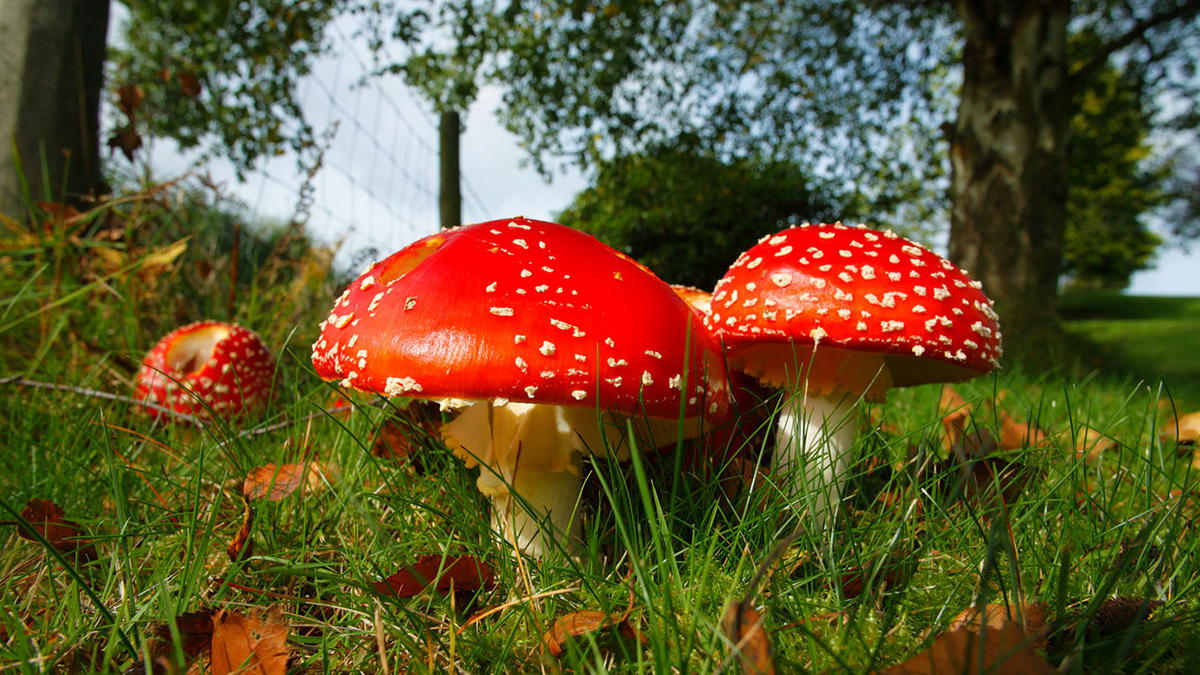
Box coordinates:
[1,187,1199,672]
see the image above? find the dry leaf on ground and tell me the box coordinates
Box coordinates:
[17,498,96,560]
[998,412,1048,450]
[209,607,289,675]
[227,496,254,562]
[373,554,496,598]
[948,602,1050,650]
[878,621,1054,674]
[243,462,331,501]
[144,609,216,668]
[721,601,776,675]
[1161,411,1200,446]
[1071,426,1117,461]
[543,608,640,658]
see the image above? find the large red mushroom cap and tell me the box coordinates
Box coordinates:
[311,217,730,422]
[706,222,1002,398]
[135,320,275,420]
[311,217,731,554]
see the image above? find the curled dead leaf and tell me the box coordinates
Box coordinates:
[543,608,637,658]
[878,621,1054,674]
[243,462,330,501]
[373,554,496,599]
[145,609,216,667]
[209,606,289,675]
[17,498,96,560]
[948,601,1050,650]
[1071,426,1116,461]
[1161,411,1200,446]
[227,496,253,562]
[998,412,1048,450]
[721,601,776,675]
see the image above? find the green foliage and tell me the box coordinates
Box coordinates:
[3,185,1200,672]
[1063,46,1170,290]
[110,0,388,174]
[558,146,844,288]
[490,1,954,226]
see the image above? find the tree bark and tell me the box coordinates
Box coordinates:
[948,0,1070,360]
[0,0,110,219]
[439,110,462,230]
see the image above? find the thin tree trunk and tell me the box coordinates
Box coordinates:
[439,110,462,230]
[0,0,110,218]
[948,0,1070,360]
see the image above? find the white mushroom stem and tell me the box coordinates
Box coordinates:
[441,399,696,557]
[773,389,860,532]
[477,465,584,556]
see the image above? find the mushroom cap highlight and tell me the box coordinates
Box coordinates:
[706,222,1002,389]
[311,217,731,421]
[135,320,275,420]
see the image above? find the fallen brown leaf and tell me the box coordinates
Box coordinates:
[878,621,1054,674]
[721,601,776,675]
[939,386,972,451]
[145,609,216,668]
[242,462,330,501]
[543,608,637,658]
[209,607,289,675]
[18,498,96,560]
[999,412,1048,450]
[373,554,496,598]
[1161,411,1200,446]
[227,496,254,562]
[948,601,1050,650]
[1072,426,1116,461]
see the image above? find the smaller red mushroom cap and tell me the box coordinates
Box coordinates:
[311,217,731,422]
[706,223,1002,387]
[135,320,275,420]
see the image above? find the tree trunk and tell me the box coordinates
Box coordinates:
[439,110,462,230]
[948,0,1070,360]
[0,0,110,219]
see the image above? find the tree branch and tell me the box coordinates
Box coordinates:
[1070,0,1200,90]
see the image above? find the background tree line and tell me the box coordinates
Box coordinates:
[3,0,1198,360]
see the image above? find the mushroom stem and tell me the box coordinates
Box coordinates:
[773,389,859,531]
[477,465,584,557]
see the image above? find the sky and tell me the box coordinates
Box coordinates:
[119,10,1198,296]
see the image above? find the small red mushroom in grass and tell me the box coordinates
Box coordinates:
[706,223,1001,529]
[135,320,275,421]
[311,217,732,556]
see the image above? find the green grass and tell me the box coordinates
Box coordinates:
[1060,290,1200,403]
[2,196,1199,672]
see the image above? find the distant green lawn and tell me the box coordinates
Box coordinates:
[1061,290,1200,403]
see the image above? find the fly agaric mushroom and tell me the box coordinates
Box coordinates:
[706,222,1001,527]
[311,217,731,556]
[135,320,275,421]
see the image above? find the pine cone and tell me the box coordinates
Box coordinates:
[1088,597,1163,638]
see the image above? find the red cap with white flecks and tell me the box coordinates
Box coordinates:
[705,222,1002,384]
[311,217,730,421]
[135,320,275,420]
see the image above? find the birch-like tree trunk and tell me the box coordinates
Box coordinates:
[949,0,1071,355]
[0,0,109,218]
